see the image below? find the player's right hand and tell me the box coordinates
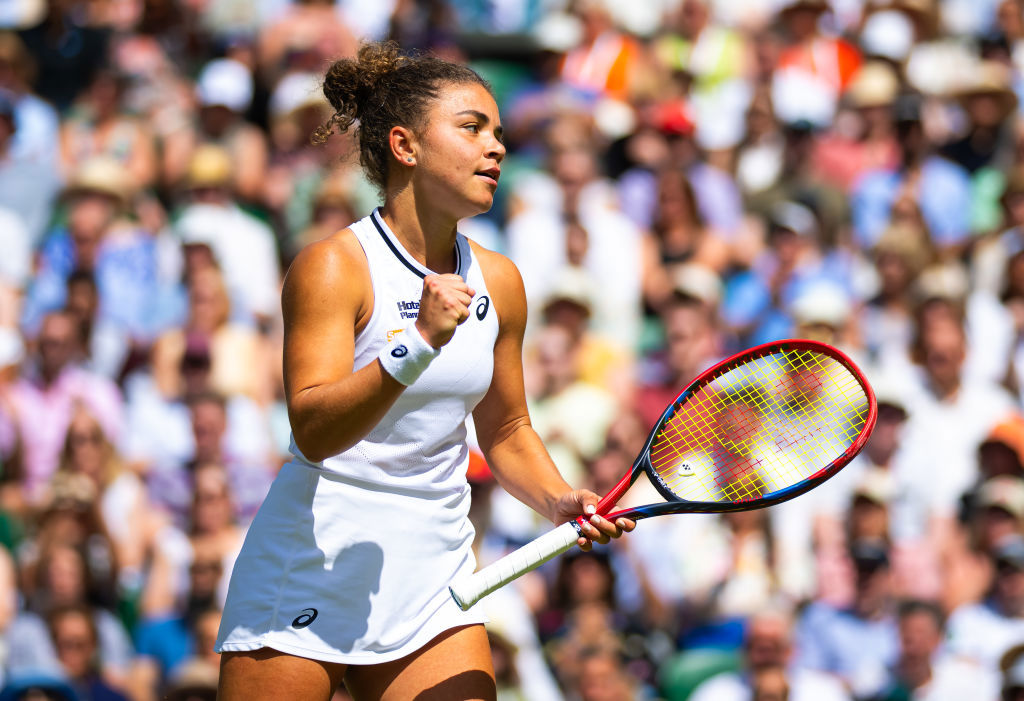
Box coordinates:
[415,274,475,348]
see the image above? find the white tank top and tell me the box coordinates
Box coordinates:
[289,209,499,494]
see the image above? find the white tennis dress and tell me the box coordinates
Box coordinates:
[215,209,497,663]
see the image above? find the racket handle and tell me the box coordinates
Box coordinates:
[450,520,582,610]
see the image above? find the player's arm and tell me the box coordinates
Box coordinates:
[282,234,407,462]
[470,248,631,546]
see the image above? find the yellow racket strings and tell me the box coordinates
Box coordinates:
[648,348,870,503]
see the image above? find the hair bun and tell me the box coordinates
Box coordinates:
[322,41,408,122]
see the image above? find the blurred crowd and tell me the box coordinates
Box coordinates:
[8,0,1024,699]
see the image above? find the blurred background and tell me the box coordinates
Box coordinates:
[3,0,1024,699]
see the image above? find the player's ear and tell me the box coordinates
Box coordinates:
[389,125,418,167]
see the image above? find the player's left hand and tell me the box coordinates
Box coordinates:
[552,489,635,551]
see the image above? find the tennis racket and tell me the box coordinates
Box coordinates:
[450,338,876,610]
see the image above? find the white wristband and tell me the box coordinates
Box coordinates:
[378,322,440,386]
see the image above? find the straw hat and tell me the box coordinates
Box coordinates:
[186,144,233,189]
[872,222,931,275]
[952,60,1018,121]
[845,61,901,108]
[62,155,133,208]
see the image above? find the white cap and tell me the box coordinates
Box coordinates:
[532,12,583,53]
[860,10,915,62]
[672,263,723,306]
[270,71,328,119]
[196,58,253,112]
[770,200,819,239]
[791,281,851,327]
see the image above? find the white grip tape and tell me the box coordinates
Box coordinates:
[377,322,440,386]
[450,521,581,610]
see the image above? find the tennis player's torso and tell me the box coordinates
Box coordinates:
[290,209,498,492]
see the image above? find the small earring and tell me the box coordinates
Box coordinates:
[406,158,413,163]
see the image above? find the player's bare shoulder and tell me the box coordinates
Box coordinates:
[283,227,372,326]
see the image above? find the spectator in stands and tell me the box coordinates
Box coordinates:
[48,603,130,701]
[0,311,123,504]
[0,84,59,247]
[22,541,133,690]
[171,145,282,331]
[689,605,850,701]
[144,392,272,531]
[794,540,899,697]
[947,535,1024,670]
[58,67,157,189]
[162,58,267,204]
[633,280,722,430]
[22,156,165,343]
[873,599,998,701]
[0,31,59,168]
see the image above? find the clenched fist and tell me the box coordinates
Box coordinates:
[415,274,475,349]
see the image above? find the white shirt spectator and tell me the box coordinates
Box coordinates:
[888,373,1014,537]
[506,177,643,345]
[946,601,1024,672]
[689,667,851,701]
[174,202,282,324]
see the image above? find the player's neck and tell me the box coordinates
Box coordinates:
[380,195,459,274]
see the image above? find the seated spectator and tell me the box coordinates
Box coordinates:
[133,539,228,690]
[144,392,273,531]
[171,146,282,332]
[0,311,123,505]
[0,546,61,686]
[874,599,998,701]
[48,603,130,701]
[61,270,130,381]
[851,91,971,254]
[633,286,722,431]
[52,406,155,589]
[0,85,60,247]
[150,264,274,407]
[539,267,635,398]
[58,67,157,189]
[689,605,850,701]
[161,58,267,204]
[22,157,168,343]
[0,31,60,169]
[793,540,900,697]
[21,543,132,691]
[947,535,1024,671]
[570,645,643,701]
[890,300,1015,546]
[720,200,852,347]
[859,223,933,375]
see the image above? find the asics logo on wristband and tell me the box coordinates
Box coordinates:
[391,345,408,358]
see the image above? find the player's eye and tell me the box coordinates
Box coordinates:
[462,123,480,133]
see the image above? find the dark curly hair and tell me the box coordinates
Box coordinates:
[313,41,491,192]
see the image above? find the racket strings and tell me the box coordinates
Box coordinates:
[649,348,870,504]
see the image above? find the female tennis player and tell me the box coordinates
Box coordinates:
[215,41,633,700]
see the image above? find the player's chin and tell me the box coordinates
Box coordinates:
[459,194,495,219]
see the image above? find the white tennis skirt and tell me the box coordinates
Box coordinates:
[215,461,488,664]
